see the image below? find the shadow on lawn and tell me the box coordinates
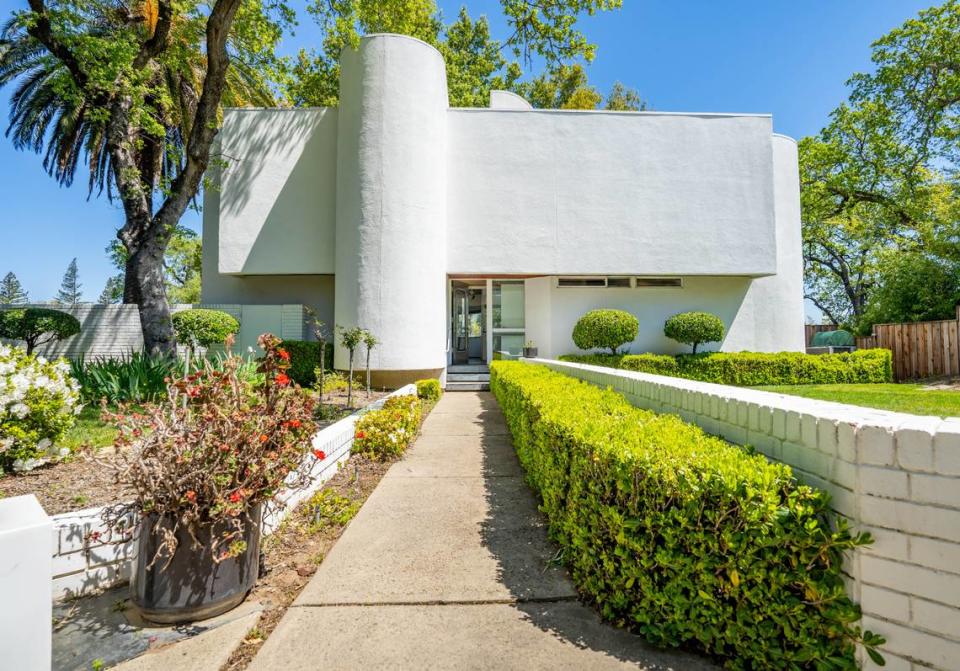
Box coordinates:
[472,392,717,670]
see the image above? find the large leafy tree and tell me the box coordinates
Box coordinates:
[285,0,636,109]
[102,226,202,304]
[0,0,290,353]
[800,1,960,329]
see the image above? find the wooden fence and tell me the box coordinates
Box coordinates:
[805,306,960,380]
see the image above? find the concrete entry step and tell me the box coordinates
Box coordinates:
[448,364,490,374]
[445,381,490,392]
[447,373,490,382]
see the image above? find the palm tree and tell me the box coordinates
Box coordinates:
[0,1,283,352]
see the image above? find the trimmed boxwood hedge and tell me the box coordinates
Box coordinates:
[560,349,893,386]
[280,340,334,386]
[490,360,880,669]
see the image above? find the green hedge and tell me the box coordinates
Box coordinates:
[415,378,442,402]
[280,340,334,387]
[560,349,893,385]
[490,361,880,669]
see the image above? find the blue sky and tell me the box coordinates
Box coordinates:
[0,0,936,305]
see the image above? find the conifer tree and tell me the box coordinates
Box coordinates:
[0,272,29,305]
[55,258,83,305]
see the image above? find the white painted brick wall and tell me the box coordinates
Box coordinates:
[48,384,416,600]
[533,358,960,671]
[0,303,309,358]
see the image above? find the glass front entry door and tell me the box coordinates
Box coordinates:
[452,284,469,365]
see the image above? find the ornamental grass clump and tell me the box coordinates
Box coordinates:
[353,395,421,460]
[0,344,81,472]
[101,334,319,565]
[490,360,885,669]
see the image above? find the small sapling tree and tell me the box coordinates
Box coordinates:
[338,325,365,408]
[362,330,378,397]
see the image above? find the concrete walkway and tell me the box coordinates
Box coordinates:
[249,392,715,670]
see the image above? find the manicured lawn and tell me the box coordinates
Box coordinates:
[59,406,118,451]
[752,383,960,418]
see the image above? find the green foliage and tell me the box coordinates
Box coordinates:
[0,344,80,471]
[0,307,80,354]
[810,330,855,347]
[353,395,422,460]
[0,272,28,305]
[571,309,639,355]
[754,383,960,418]
[105,227,203,304]
[415,378,442,402]
[859,252,960,333]
[663,311,725,354]
[287,0,627,109]
[800,2,960,324]
[171,309,239,350]
[314,369,349,394]
[70,352,183,404]
[516,64,645,110]
[280,340,334,387]
[54,258,82,305]
[490,360,883,669]
[304,488,360,533]
[561,349,893,386]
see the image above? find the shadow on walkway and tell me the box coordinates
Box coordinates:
[471,392,716,670]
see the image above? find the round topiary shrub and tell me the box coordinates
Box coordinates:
[172,309,239,351]
[0,307,80,355]
[0,344,81,472]
[572,309,639,355]
[664,311,725,354]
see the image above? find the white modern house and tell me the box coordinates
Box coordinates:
[202,33,804,386]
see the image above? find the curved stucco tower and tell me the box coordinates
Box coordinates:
[334,34,448,384]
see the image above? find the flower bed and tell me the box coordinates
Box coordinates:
[560,349,892,386]
[490,360,883,669]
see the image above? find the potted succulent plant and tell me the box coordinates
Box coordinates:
[101,334,319,623]
[523,340,538,358]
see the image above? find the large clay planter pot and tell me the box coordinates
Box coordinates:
[130,504,262,624]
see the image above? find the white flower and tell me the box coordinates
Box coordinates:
[10,403,29,418]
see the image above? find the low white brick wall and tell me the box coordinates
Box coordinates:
[50,385,416,599]
[531,359,960,671]
[0,303,309,359]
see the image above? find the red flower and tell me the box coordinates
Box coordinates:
[88,531,102,542]
[355,430,366,440]
[290,419,301,428]
[229,491,242,503]
[259,434,269,443]
[275,372,291,386]
[185,490,197,503]
[313,449,326,460]
[277,348,290,361]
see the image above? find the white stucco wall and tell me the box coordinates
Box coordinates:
[446,110,777,276]
[203,32,805,366]
[722,134,806,351]
[333,34,448,371]
[523,275,759,358]
[216,108,338,275]
[489,90,533,110]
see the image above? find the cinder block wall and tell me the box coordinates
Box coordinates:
[533,359,960,671]
[0,303,308,358]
